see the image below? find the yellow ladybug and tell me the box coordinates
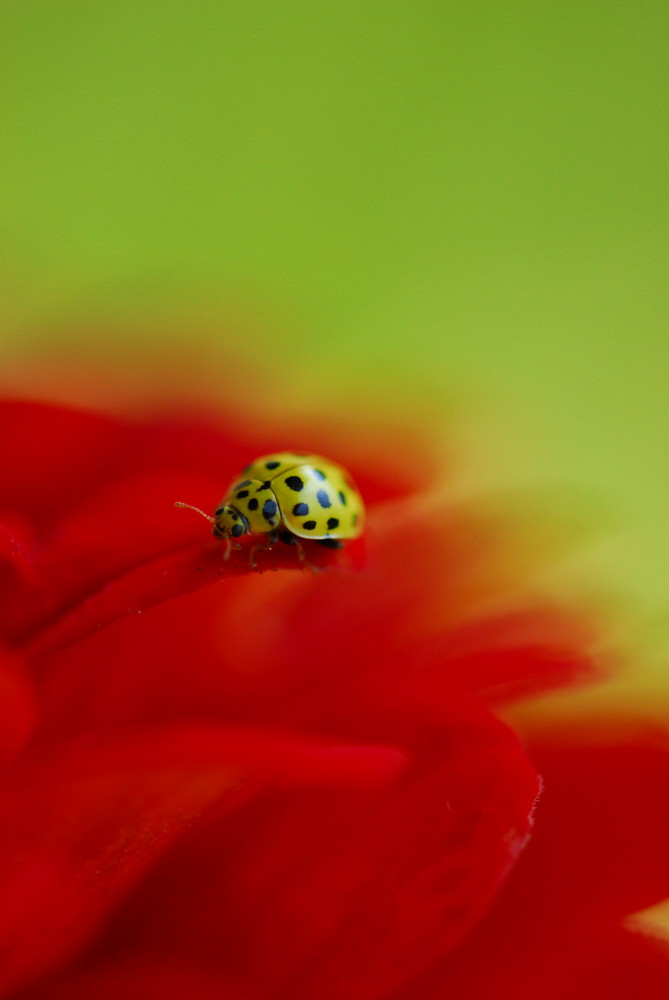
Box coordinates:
[176,451,364,567]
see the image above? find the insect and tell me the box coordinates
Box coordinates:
[176,451,364,568]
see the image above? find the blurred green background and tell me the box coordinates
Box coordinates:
[2,3,668,641]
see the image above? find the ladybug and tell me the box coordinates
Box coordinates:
[176,451,364,567]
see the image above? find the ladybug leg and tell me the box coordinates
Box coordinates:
[277,530,318,573]
[294,540,316,573]
[222,537,243,561]
[249,530,278,570]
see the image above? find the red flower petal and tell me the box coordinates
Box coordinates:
[508,737,669,922]
[403,923,669,999]
[0,725,401,998]
[189,498,600,725]
[2,400,410,649]
[22,502,599,747]
[16,954,254,1000]
[0,402,132,526]
[3,400,596,715]
[14,532,352,658]
[0,518,37,593]
[0,394,628,1000]
[0,645,37,763]
[96,709,539,1000]
[403,733,669,998]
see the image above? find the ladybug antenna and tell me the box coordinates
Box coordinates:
[174,501,216,524]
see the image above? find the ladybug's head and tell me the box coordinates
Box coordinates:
[212,504,249,540]
[174,500,249,544]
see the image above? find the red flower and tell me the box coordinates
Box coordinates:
[0,397,668,999]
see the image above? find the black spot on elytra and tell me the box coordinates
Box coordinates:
[338,490,347,505]
[285,475,304,492]
[236,490,249,499]
[215,507,225,516]
[313,469,326,481]
[262,498,278,521]
[231,523,244,538]
[316,489,331,508]
[247,498,259,511]
[265,460,281,470]
[327,517,339,530]
[292,502,309,516]
[256,480,272,492]
[302,520,317,530]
